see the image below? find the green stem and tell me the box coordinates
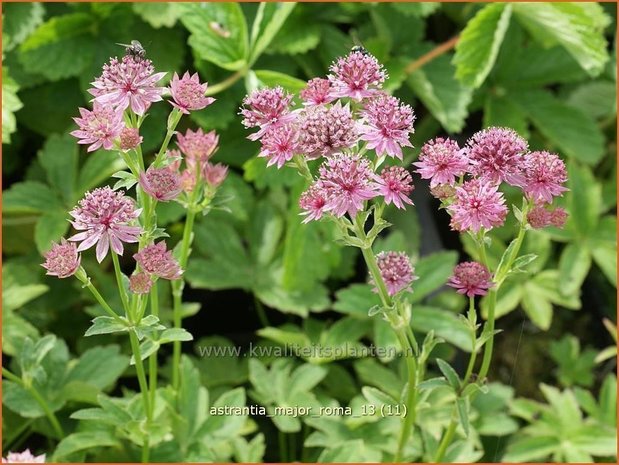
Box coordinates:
[434,417,458,463]
[148,282,159,421]
[278,430,288,462]
[128,330,151,463]
[2,368,65,438]
[204,68,246,96]
[153,109,183,166]
[111,252,130,317]
[254,296,270,327]
[78,273,127,325]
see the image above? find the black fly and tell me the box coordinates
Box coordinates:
[117,40,146,60]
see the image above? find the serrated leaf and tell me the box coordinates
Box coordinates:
[436,358,460,390]
[3,181,63,214]
[54,430,119,460]
[84,316,128,337]
[249,2,296,63]
[2,69,23,144]
[34,209,70,253]
[160,328,194,343]
[558,244,592,296]
[38,134,78,205]
[132,3,181,28]
[3,3,45,51]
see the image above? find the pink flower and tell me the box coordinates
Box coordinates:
[299,183,329,223]
[202,162,228,188]
[377,166,414,209]
[2,450,45,463]
[134,241,183,280]
[522,151,568,203]
[359,94,415,159]
[448,261,493,297]
[119,127,142,151]
[318,153,379,218]
[372,251,416,296]
[180,169,197,193]
[240,87,296,140]
[139,166,182,202]
[41,239,81,278]
[165,149,182,171]
[467,127,528,186]
[300,78,334,106]
[129,272,153,294]
[259,124,299,168]
[414,137,469,187]
[69,187,142,263]
[70,103,124,152]
[328,50,387,100]
[177,128,219,167]
[89,55,167,115]
[299,102,357,158]
[448,178,508,232]
[169,72,215,114]
[527,205,568,229]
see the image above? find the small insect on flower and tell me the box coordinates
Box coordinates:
[116,40,146,60]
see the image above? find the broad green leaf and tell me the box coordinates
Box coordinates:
[362,386,398,407]
[411,251,458,303]
[248,200,284,266]
[194,336,248,389]
[2,380,48,418]
[591,243,617,287]
[3,282,48,313]
[256,326,311,348]
[269,8,321,55]
[66,345,129,390]
[233,434,266,463]
[390,2,440,17]
[19,13,96,81]
[503,435,559,462]
[253,69,306,94]
[453,3,512,88]
[34,210,70,253]
[407,52,472,133]
[288,364,327,396]
[558,244,592,296]
[38,134,78,205]
[567,81,617,120]
[160,328,194,343]
[54,430,119,460]
[513,2,610,76]
[333,284,381,318]
[483,94,529,139]
[199,388,247,438]
[77,151,126,195]
[521,281,554,330]
[249,2,296,63]
[3,181,63,214]
[2,69,23,144]
[84,316,128,337]
[566,162,602,237]
[3,2,45,51]
[317,440,382,462]
[179,3,248,71]
[176,356,208,442]
[411,306,472,352]
[132,2,181,28]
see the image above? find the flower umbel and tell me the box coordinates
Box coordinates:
[202,162,228,188]
[70,103,124,152]
[139,166,182,202]
[298,101,357,158]
[377,166,414,209]
[522,151,568,203]
[372,251,416,296]
[300,78,334,106]
[414,137,469,187]
[240,87,296,140]
[134,241,183,280]
[169,72,215,114]
[69,187,142,263]
[328,50,387,100]
[448,178,508,232]
[119,127,143,151]
[299,183,329,223]
[448,261,493,297]
[129,271,153,294]
[527,205,568,229]
[41,239,81,278]
[177,128,219,166]
[259,124,299,168]
[2,450,46,463]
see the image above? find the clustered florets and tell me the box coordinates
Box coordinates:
[448,262,493,297]
[2,450,46,463]
[373,251,417,296]
[133,241,182,281]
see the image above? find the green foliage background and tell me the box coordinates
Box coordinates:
[2,2,617,463]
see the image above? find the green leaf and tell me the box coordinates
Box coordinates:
[179,3,248,71]
[407,52,472,133]
[160,328,194,343]
[66,345,129,390]
[436,358,460,390]
[411,251,458,303]
[34,209,70,253]
[567,80,617,120]
[521,281,554,330]
[288,364,327,396]
[513,89,605,165]
[456,397,470,437]
[77,150,126,195]
[54,430,120,460]
[3,2,45,51]
[199,387,247,439]
[566,162,602,237]
[411,306,472,352]
[268,9,321,55]
[253,69,307,94]
[233,434,266,463]
[249,2,296,63]
[362,386,398,407]
[3,181,63,214]
[513,2,610,76]
[3,282,48,313]
[38,134,78,205]
[333,284,381,318]
[503,436,560,462]
[390,2,440,17]
[2,69,23,144]
[558,244,592,296]
[483,94,529,139]
[84,316,128,337]
[453,3,512,88]
[591,242,617,287]
[132,3,181,28]
[19,13,96,81]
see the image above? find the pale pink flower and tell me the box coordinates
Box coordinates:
[527,205,567,229]
[180,169,197,193]
[372,251,416,296]
[139,166,182,202]
[522,151,568,203]
[169,71,215,114]
[300,78,334,106]
[448,261,493,297]
[240,87,296,140]
[414,137,469,187]
[377,166,414,209]
[259,124,299,168]
[2,450,45,463]
[448,178,508,232]
[41,239,81,279]
[70,103,124,152]
[165,149,182,171]
[202,162,228,188]
[134,241,183,280]
[299,102,357,158]
[467,127,528,186]
[69,187,142,263]
[176,128,219,167]
[129,272,153,294]
[328,50,387,100]
[359,94,415,159]
[318,153,379,218]
[299,183,329,223]
[89,55,167,115]
[119,127,142,151]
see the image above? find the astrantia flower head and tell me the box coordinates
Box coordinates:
[202,162,228,188]
[177,128,219,166]
[300,78,334,106]
[2,450,46,463]
[448,178,508,232]
[119,127,142,151]
[134,241,183,280]
[372,251,416,296]
[448,261,493,297]
[259,124,299,168]
[169,72,215,114]
[41,239,81,279]
[527,205,568,229]
[467,127,528,186]
[328,50,387,100]
[414,137,469,187]
[240,86,296,140]
[139,166,182,202]
[69,187,142,263]
[377,166,414,209]
[129,272,153,295]
[299,183,329,223]
[522,151,568,203]
[318,153,379,218]
[299,101,357,158]
[70,103,124,152]
[359,94,415,159]
[89,55,166,115]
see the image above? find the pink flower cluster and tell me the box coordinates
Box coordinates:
[372,251,417,296]
[414,127,569,233]
[134,241,182,281]
[2,450,45,463]
[448,262,493,297]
